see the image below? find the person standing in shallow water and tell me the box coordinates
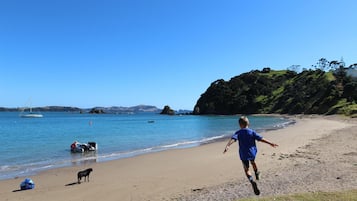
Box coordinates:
[223,116,278,195]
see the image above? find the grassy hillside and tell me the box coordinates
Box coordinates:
[194,68,356,116]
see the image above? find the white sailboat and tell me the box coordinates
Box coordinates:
[20,109,43,118]
[20,102,43,118]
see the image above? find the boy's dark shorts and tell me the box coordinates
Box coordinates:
[242,160,254,169]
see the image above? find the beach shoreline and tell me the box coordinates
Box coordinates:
[0,115,355,201]
[0,114,294,181]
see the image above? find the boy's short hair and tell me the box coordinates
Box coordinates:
[239,116,249,127]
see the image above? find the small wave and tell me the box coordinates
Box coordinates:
[273,119,296,128]
[0,165,12,172]
[255,118,296,133]
[95,147,155,161]
[159,135,226,149]
[0,161,61,180]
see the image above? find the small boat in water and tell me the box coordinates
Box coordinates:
[70,141,97,153]
[19,101,43,118]
[20,108,43,118]
[20,112,43,118]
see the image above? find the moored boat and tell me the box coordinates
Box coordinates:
[20,113,43,118]
[70,141,97,153]
[19,103,43,118]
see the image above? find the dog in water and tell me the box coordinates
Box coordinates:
[77,168,93,184]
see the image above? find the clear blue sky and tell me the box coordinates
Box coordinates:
[1,0,356,110]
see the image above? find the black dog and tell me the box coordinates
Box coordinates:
[77,168,93,184]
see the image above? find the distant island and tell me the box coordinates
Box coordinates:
[87,105,162,114]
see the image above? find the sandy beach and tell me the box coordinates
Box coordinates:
[0,115,356,201]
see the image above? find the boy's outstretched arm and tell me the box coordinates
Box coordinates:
[259,138,278,147]
[223,139,236,154]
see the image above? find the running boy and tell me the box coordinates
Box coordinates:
[223,116,278,195]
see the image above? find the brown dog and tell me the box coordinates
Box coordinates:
[77,168,93,183]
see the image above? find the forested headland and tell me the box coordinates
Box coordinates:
[193,58,357,116]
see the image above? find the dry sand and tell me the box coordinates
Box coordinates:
[0,115,356,201]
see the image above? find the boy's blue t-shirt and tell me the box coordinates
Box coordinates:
[231,128,263,160]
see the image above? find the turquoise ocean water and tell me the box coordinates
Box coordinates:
[0,112,293,180]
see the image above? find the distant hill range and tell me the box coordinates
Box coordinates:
[88,105,162,114]
[0,105,163,114]
[0,106,82,112]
